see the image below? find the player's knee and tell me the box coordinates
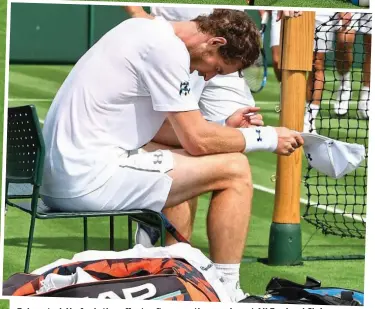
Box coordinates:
[272,59,280,72]
[337,40,353,53]
[272,51,280,68]
[364,35,372,52]
[314,60,325,71]
[225,153,252,187]
[314,70,325,83]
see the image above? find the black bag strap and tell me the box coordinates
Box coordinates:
[266,276,321,291]
[304,292,360,306]
[265,277,361,306]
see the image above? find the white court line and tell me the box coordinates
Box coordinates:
[10,98,366,223]
[253,183,366,223]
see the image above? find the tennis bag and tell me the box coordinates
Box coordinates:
[240,276,364,306]
[3,257,364,305]
[3,257,220,301]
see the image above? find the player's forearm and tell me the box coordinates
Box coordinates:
[169,113,246,155]
[124,6,153,19]
[189,123,246,155]
[152,117,240,152]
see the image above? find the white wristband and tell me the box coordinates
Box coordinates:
[238,126,278,153]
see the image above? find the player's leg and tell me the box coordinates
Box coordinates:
[335,29,355,87]
[136,140,199,247]
[334,14,356,115]
[186,75,255,298]
[116,144,253,300]
[304,14,336,133]
[358,33,371,119]
[357,14,372,120]
[304,52,325,134]
[136,197,198,246]
[165,149,252,261]
[165,148,253,301]
[162,196,198,244]
[270,10,282,83]
[271,46,281,83]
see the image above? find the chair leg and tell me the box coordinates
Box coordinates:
[128,216,133,249]
[25,215,37,273]
[83,217,88,251]
[110,216,114,250]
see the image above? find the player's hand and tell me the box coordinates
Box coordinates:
[274,127,304,156]
[247,112,264,127]
[124,6,154,19]
[259,10,272,18]
[226,106,264,128]
[276,11,303,21]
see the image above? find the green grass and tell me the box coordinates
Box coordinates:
[87,0,362,8]
[4,64,366,296]
[0,301,9,309]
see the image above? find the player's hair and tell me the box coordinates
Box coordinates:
[193,9,261,73]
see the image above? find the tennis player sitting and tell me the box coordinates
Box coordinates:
[124,6,304,248]
[40,10,303,302]
[123,5,263,249]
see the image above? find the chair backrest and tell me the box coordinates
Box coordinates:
[7,105,45,186]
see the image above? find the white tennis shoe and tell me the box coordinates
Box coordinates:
[358,88,370,120]
[334,87,351,116]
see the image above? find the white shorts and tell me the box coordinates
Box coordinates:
[41,149,174,213]
[270,11,281,48]
[350,13,372,34]
[270,12,340,52]
[315,13,341,53]
[190,72,255,122]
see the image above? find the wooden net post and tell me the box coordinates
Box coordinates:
[268,12,316,265]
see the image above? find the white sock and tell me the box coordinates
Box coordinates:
[214,263,240,288]
[341,72,351,90]
[304,103,319,122]
[360,86,370,99]
[359,87,370,115]
[310,103,320,115]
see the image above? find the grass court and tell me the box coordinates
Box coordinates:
[0,301,9,309]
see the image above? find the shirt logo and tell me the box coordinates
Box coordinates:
[153,151,163,164]
[256,129,262,142]
[179,81,191,96]
[200,263,213,271]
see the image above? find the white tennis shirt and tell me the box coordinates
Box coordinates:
[40,17,198,198]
